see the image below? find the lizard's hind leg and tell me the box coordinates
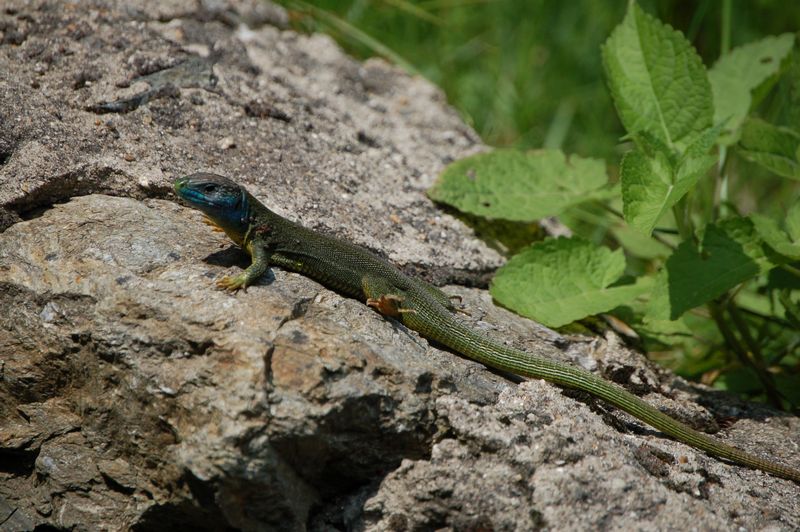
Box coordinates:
[420,282,471,315]
[362,277,417,318]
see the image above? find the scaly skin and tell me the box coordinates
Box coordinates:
[174,172,800,484]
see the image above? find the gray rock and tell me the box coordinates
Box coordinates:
[0,0,497,282]
[0,1,798,531]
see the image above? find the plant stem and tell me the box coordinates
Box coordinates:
[726,301,783,408]
[713,147,729,222]
[601,204,624,220]
[709,302,745,360]
[708,303,769,406]
[709,300,782,409]
[715,0,732,221]
[739,306,792,329]
[780,263,800,279]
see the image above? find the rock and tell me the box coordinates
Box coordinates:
[0,0,496,284]
[0,194,507,530]
[0,1,798,531]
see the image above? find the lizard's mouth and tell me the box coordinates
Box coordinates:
[173,176,217,209]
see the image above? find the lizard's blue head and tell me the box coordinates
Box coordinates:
[174,172,250,243]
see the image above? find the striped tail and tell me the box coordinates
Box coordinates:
[411,309,800,483]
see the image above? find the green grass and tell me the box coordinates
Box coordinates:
[281,0,800,163]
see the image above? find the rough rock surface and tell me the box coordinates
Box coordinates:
[0,1,798,531]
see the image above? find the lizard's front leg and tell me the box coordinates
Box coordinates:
[217,238,269,292]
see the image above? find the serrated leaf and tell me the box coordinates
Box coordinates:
[602,3,712,151]
[709,33,795,145]
[738,118,800,179]
[675,122,724,180]
[428,149,611,222]
[632,130,674,160]
[751,204,800,259]
[682,121,725,159]
[620,149,673,234]
[620,127,717,235]
[490,237,652,328]
[716,216,774,271]
[648,217,776,320]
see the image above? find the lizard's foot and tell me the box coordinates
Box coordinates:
[203,215,225,233]
[366,294,417,318]
[216,274,247,292]
[448,294,472,315]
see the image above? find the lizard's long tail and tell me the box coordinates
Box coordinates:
[410,309,800,483]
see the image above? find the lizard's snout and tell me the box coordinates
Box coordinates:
[173,176,188,193]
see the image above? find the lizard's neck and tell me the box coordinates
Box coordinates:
[238,192,296,247]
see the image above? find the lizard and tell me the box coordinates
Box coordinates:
[173,172,800,484]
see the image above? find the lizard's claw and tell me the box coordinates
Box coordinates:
[448,294,471,315]
[366,294,417,318]
[216,274,247,292]
[445,294,472,316]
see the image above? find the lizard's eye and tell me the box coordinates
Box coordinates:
[203,183,218,194]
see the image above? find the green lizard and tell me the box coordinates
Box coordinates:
[173,172,800,484]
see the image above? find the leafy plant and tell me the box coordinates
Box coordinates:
[429,2,800,409]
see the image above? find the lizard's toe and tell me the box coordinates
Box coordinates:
[216,274,246,292]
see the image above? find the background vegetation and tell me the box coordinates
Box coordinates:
[279,0,800,409]
[282,1,796,154]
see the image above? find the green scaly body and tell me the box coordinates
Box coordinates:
[174,172,800,484]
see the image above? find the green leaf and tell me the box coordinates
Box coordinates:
[766,267,800,292]
[610,223,672,259]
[737,118,800,179]
[620,149,673,235]
[668,123,722,199]
[612,298,719,358]
[713,367,763,394]
[648,217,775,320]
[620,127,717,235]
[602,3,713,151]
[786,201,800,241]
[709,33,795,145]
[428,149,610,222]
[637,315,694,347]
[490,237,652,328]
[751,203,800,259]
